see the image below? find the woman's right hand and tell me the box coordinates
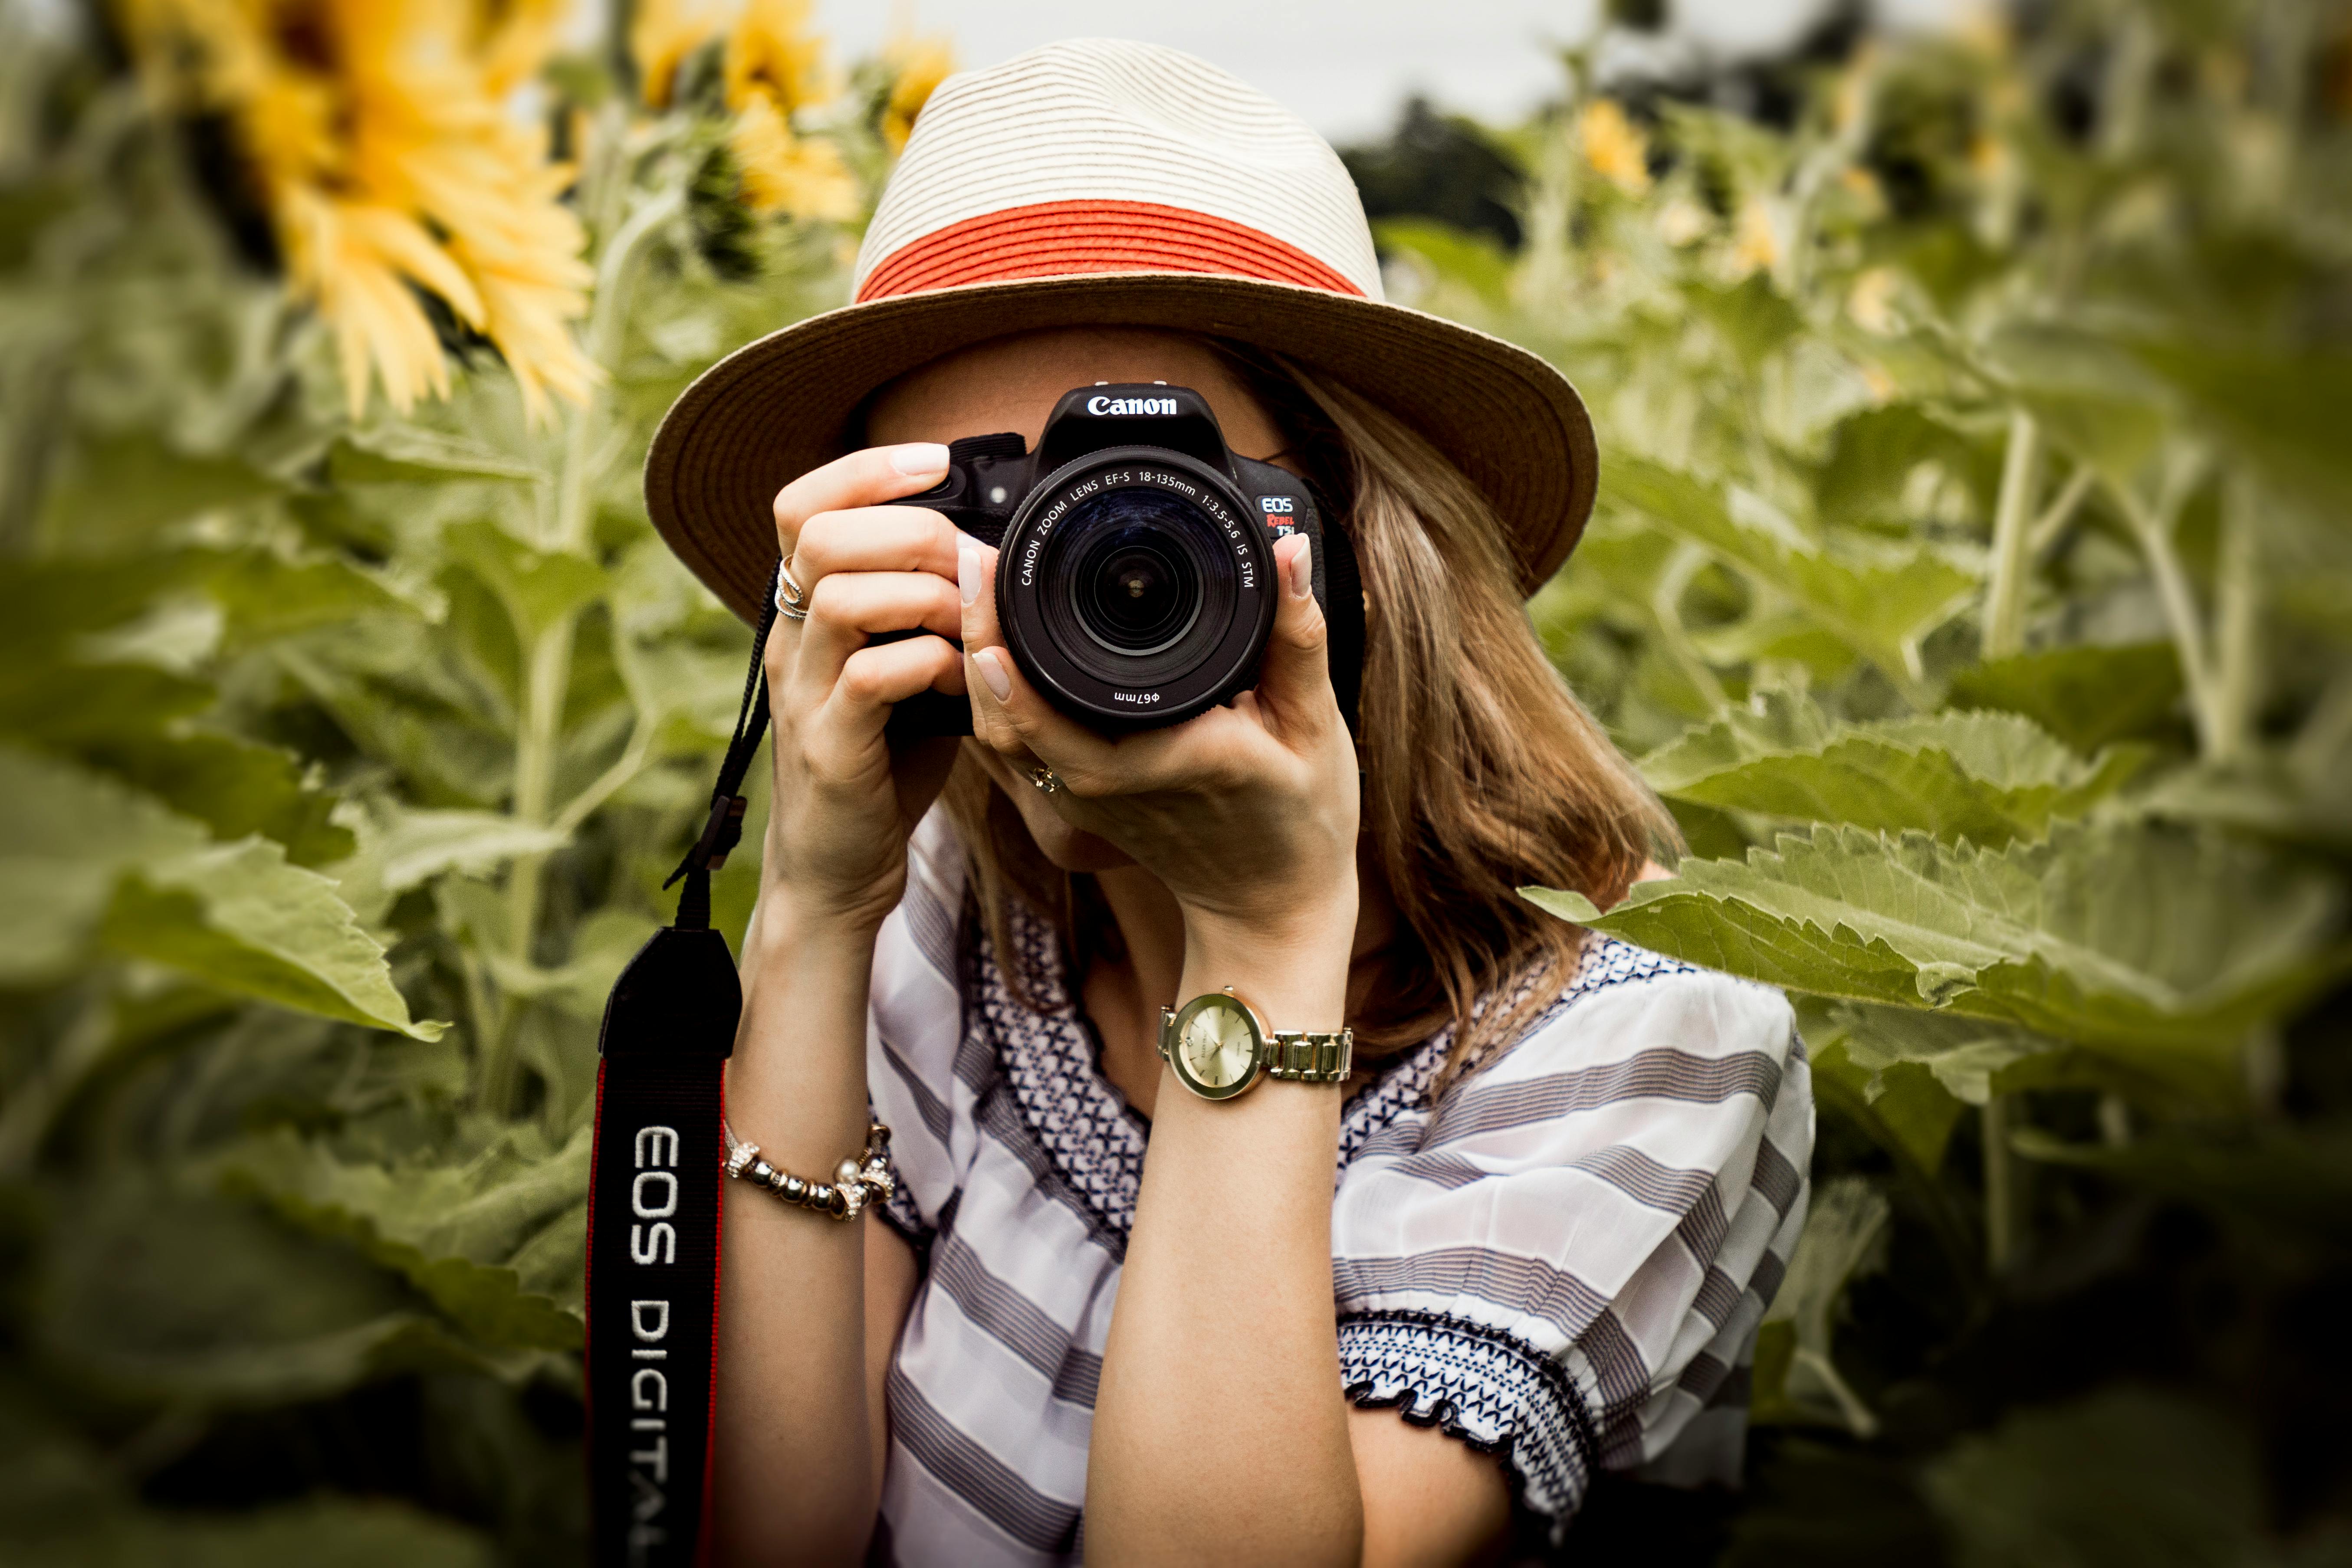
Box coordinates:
[759,442,967,934]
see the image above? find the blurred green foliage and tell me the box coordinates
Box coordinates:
[0,0,2349,1563]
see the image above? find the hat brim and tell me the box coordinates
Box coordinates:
[644,271,1596,623]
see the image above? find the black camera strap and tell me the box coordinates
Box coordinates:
[584,567,778,1568]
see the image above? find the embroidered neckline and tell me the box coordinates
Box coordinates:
[971,913,1687,1240]
[978,900,1151,1240]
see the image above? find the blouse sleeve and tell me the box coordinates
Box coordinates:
[1331,943,1813,1535]
[863,809,976,1248]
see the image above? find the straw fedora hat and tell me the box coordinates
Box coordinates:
[644,37,1597,624]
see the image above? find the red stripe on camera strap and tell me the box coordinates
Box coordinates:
[585,567,778,1568]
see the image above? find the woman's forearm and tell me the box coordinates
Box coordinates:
[713,895,883,1566]
[1087,907,1365,1566]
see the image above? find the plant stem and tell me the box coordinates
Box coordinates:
[2112,472,2221,758]
[554,714,656,836]
[2027,463,2095,557]
[1653,542,1731,713]
[1972,412,2044,1275]
[1794,1348,1882,1440]
[2211,470,2261,765]
[1983,1094,2017,1274]
[486,180,683,1112]
[1982,408,2040,661]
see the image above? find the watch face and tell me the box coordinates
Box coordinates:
[1171,994,1260,1099]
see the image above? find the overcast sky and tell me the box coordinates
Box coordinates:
[816,0,1962,142]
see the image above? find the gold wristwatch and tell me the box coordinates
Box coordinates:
[1159,987,1353,1101]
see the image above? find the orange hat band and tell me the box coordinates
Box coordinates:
[854,199,1368,304]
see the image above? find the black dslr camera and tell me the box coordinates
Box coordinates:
[880,383,1363,738]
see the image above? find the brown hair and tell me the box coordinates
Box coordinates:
[945,344,1676,1086]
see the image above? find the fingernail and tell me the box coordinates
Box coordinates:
[958,541,982,606]
[1284,536,1314,600]
[892,443,949,476]
[976,648,1012,701]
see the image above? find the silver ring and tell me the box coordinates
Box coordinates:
[1028,766,1062,795]
[775,556,809,622]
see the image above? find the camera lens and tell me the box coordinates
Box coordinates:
[1074,530,1199,655]
[998,451,1277,730]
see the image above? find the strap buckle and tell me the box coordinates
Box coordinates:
[663,792,749,889]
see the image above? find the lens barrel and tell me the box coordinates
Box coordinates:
[995,449,1277,729]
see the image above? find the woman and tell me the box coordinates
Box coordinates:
[644,39,1811,1568]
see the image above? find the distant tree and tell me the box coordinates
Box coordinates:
[1339,97,1525,250]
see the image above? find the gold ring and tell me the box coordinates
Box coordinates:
[775,556,809,622]
[1028,766,1062,795]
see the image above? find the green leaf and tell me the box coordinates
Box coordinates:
[3,1499,496,1568]
[1754,1175,1889,1435]
[75,730,352,866]
[105,837,446,1040]
[1372,218,1515,308]
[1922,1388,2271,1568]
[216,1122,591,1351]
[2131,339,2352,518]
[0,745,207,985]
[1604,456,1978,689]
[1686,273,1804,370]
[1985,325,2171,485]
[30,1173,528,1407]
[1816,403,1997,527]
[444,521,608,642]
[1524,822,2345,1089]
[2013,1121,2352,1251]
[0,1388,494,1565]
[373,807,571,893]
[0,746,421,1027]
[1945,642,2186,755]
[328,425,540,485]
[0,661,213,746]
[1818,1002,2073,1110]
[2133,757,2352,853]
[1811,1037,1968,1175]
[198,548,418,650]
[0,555,208,657]
[1639,688,2144,846]
[38,429,283,543]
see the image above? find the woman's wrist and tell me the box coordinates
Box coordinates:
[748,882,889,962]
[1177,882,1357,1030]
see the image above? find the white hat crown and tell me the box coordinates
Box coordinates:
[854,39,1385,303]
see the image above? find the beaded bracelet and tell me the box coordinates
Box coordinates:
[724,1120,896,1221]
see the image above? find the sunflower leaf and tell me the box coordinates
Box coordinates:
[1524,822,2346,1092]
[1946,643,2185,755]
[0,744,208,984]
[1603,455,1978,689]
[214,1122,590,1351]
[2129,339,2352,518]
[105,837,446,1040]
[443,521,608,642]
[1639,688,2144,846]
[30,1173,534,1409]
[328,426,540,485]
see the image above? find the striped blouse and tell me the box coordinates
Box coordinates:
[863,813,1812,1565]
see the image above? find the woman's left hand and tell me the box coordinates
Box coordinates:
[959,531,1360,955]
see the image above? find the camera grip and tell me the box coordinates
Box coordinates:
[871,628,976,738]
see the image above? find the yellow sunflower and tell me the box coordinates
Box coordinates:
[120,0,597,423]
[631,0,729,110]
[629,0,854,220]
[722,0,854,218]
[1578,98,1652,197]
[880,33,954,153]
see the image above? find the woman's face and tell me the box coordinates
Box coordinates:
[865,328,1294,874]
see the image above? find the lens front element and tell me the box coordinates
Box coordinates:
[996,449,1277,729]
[1073,521,1202,656]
